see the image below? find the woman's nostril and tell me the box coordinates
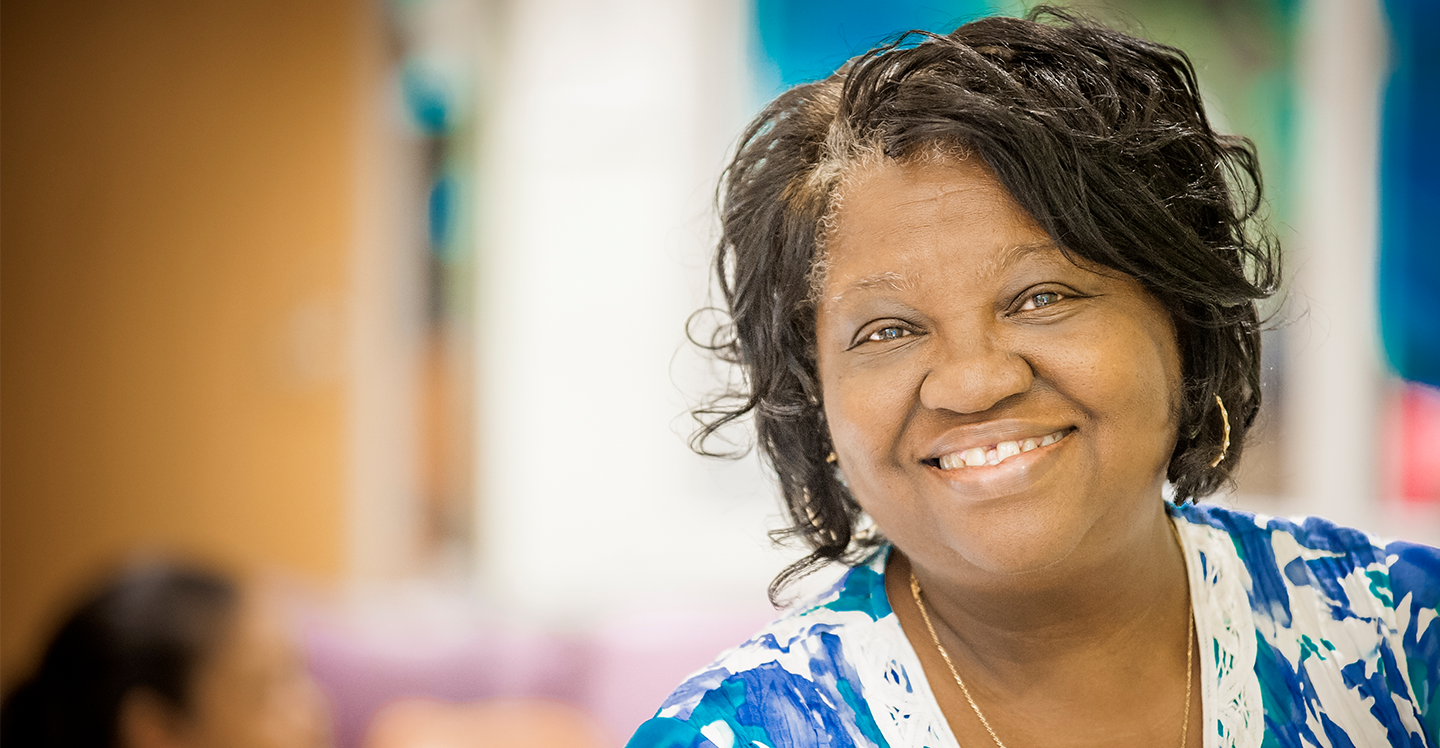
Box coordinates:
[918,352,1034,415]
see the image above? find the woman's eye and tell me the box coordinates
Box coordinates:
[867,326,910,342]
[1020,291,1063,311]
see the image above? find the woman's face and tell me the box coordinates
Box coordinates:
[814,157,1182,579]
[180,591,331,748]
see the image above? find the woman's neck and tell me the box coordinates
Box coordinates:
[887,503,1189,677]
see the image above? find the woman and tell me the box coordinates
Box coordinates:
[1,561,332,748]
[628,7,1439,748]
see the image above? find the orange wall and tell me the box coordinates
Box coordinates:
[2,0,364,683]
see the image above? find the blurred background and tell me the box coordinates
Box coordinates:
[3,0,1437,745]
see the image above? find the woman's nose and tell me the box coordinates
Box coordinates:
[918,330,1034,415]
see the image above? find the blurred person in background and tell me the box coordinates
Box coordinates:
[629,7,1439,747]
[1,560,332,748]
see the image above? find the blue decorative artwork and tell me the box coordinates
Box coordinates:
[753,0,1003,92]
[1380,0,1440,388]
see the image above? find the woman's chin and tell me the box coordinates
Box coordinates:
[949,538,1083,579]
[930,507,1097,580]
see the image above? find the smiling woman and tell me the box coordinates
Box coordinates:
[626,6,1440,748]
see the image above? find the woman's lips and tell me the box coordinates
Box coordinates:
[928,428,1073,470]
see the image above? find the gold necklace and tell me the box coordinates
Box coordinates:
[907,523,1195,748]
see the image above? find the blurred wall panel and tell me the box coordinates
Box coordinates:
[2,0,366,683]
[475,0,786,620]
[1286,0,1388,529]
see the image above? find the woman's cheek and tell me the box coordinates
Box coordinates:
[831,361,913,438]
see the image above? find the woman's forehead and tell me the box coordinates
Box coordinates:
[822,156,1036,256]
[818,159,1048,270]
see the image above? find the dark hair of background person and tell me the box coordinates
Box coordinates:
[690,5,1282,601]
[0,562,240,747]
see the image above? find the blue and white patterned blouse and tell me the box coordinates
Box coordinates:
[626,503,1440,748]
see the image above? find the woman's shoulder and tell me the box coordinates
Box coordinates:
[1173,501,1440,608]
[650,552,894,721]
[625,548,933,748]
[1172,501,1440,745]
[1175,500,1387,550]
[1173,501,1440,573]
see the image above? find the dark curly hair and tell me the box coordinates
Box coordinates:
[692,6,1281,601]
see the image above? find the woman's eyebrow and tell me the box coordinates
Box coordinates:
[829,271,917,305]
[982,240,1065,278]
[830,241,1065,305]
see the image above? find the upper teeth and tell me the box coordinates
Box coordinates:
[937,430,1066,470]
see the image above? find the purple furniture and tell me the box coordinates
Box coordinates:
[304,605,775,747]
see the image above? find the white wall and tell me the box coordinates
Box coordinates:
[475,0,798,621]
[1278,0,1390,530]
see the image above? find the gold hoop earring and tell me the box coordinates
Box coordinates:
[825,451,849,489]
[1209,394,1231,468]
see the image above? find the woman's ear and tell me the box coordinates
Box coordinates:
[118,688,190,748]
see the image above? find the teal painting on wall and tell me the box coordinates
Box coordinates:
[1380,0,1440,389]
[752,0,1004,93]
